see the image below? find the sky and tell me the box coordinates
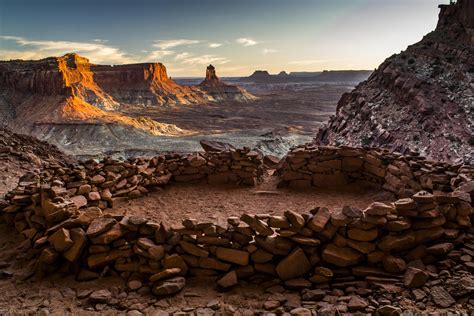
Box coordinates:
[0,0,446,77]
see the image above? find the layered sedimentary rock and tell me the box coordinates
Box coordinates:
[315,0,473,163]
[199,64,256,101]
[0,54,253,152]
[91,63,211,106]
[0,53,212,111]
[0,53,201,141]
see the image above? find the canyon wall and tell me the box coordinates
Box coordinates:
[92,63,212,106]
[0,57,68,95]
[315,0,473,163]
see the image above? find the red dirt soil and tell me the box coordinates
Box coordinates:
[108,175,394,227]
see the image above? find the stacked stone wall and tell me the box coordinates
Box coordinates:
[1,145,473,299]
[277,145,473,197]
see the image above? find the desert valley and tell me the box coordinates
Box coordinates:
[0,0,473,315]
[0,53,370,159]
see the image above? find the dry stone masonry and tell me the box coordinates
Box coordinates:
[277,144,473,197]
[1,144,473,312]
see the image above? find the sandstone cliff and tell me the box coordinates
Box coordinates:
[0,53,205,155]
[315,0,473,163]
[199,65,256,101]
[92,63,211,106]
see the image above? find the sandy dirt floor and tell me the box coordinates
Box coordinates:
[109,175,394,227]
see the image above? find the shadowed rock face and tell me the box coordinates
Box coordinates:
[315,0,474,163]
[199,65,256,101]
[205,64,218,81]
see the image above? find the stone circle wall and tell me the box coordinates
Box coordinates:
[277,144,473,197]
[3,146,264,211]
[1,144,473,299]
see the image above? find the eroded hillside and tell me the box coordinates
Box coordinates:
[0,54,256,156]
[316,0,473,163]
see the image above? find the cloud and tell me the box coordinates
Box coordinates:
[152,39,201,50]
[236,38,258,47]
[148,50,174,60]
[0,35,134,64]
[181,54,229,65]
[208,43,222,48]
[0,49,46,61]
[289,59,330,65]
[262,48,278,55]
[174,52,192,61]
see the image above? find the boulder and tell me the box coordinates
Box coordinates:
[403,267,428,288]
[430,286,455,308]
[394,198,416,211]
[377,305,402,316]
[426,243,453,255]
[48,228,73,252]
[377,232,415,252]
[412,191,435,203]
[216,247,249,266]
[240,214,273,236]
[217,270,238,288]
[386,220,411,232]
[322,244,363,267]
[200,140,235,152]
[90,223,127,244]
[87,249,134,269]
[63,228,87,262]
[70,195,87,208]
[199,257,231,272]
[89,289,112,303]
[301,289,326,301]
[347,295,369,312]
[284,210,305,228]
[179,241,209,257]
[364,202,394,216]
[347,227,378,241]
[149,268,182,283]
[86,218,117,238]
[162,254,188,275]
[267,216,291,229]
[148,245,165,260]
[275,248,311,281]
[152,277,186,296]
[382,255,406,273]
[308,207,330,232]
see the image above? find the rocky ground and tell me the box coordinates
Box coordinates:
[0,127,74,197]
[0,221,473,315]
